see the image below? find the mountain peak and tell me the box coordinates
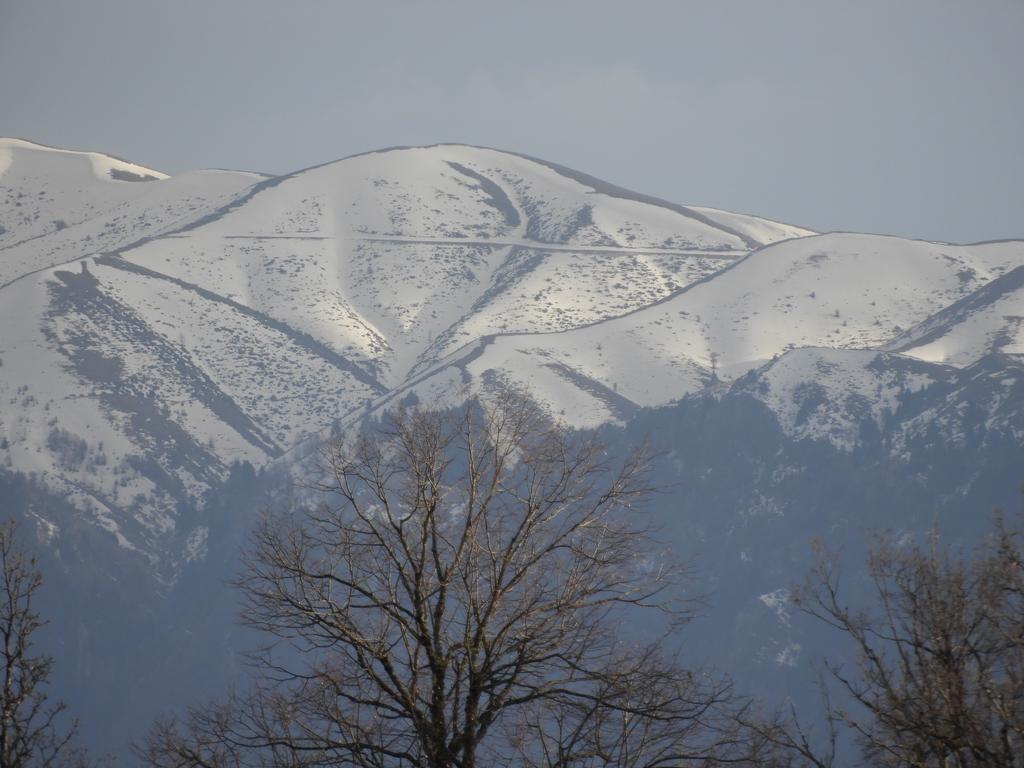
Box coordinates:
[0,137,168,181]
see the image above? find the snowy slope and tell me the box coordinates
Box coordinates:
[1,141,819,567]
[387,233,1024,426]
[892,352,1024,453]
[116,144,789,390]
[688,205,814,245]
[3,138,1023,569]
[730,348,947,451]
[884,262,1024,365]
[0,138,168,248]
[0,139,264,287]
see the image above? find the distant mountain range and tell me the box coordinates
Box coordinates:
[1,138,1021,757]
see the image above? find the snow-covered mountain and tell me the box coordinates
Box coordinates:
[1,140,820,569]
[2,138,1022,565]
[3,139,1023,757]
[393,233,1023,427]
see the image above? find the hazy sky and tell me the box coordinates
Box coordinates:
[1,0,1021,243]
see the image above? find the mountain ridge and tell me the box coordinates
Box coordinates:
[1,138,1021,574]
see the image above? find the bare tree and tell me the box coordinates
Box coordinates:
[786,514,1024,767]
[0,521,86,768]
[735,673,840,768]
[142,394,769,767]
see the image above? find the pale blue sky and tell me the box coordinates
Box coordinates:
[1,0,1021,243]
